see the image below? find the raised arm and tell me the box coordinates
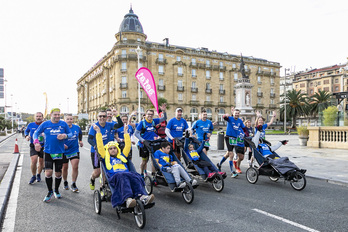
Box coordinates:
[267,111,276,127]
[122,124,131,157]
[94,124,106,159]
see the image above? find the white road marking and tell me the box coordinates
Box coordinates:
[2,154,24,232]
[252,208,320,232]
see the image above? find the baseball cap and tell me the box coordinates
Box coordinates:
[176,108,183,113]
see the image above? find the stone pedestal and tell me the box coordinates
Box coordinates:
[235,78,256,123]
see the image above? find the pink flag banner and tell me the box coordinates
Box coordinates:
[135,67,159,114]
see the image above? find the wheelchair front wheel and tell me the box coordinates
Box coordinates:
[246,167,258,184]
[269,176,279,182]
[134,199,146,229]
[144,176,153,195]
[94,190,101,214]
[290,171,306,191]
[212,174,224,192]
[182,182,194,204]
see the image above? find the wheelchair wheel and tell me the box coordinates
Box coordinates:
[212,174,224,192]
[144,176,153,195]
[290,171,306,191]
[94,190,101,214]
[134,199,146,229]
[269,176,279,182]
[182,182,194,204]
[246,167,258,184]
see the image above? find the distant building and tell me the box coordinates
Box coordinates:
[0,68,4,115]
[76,8,281,123]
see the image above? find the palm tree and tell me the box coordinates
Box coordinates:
[280,89,309,128]
[309,90,333,116]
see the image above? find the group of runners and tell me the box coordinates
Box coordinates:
[24,104,279,204]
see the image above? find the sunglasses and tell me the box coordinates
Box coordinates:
[99,115,107,118]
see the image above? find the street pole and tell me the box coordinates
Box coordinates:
[11,94,13,134]
[284,68,290,132]
[135,46,142,122]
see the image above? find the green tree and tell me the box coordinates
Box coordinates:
[309,90,333,116]
[280,89,309,128]
[151,97,170,110]
[78,118,89,130]
[323,106,338,126]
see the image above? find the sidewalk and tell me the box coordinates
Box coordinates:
[207,134,348,185]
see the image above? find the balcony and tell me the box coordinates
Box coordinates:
[270,72,276,77]
[155,58,168,64]
[219,66,226,71]
[118,98,131,103]
[270,93,276,98]
[191,87,198,93]
[158,72,164,75]
[257,92,263,97]
[258,81,262,84]
[178,73,183,77]
[230,67,238,72]
[117,54,146,62]
[177,86,184,92]
[218,102,227,107]
[269,104,277,109]
[219,78,224,81]
[192,74,197,78]
[245,69,251,75]
[256,104,264,108]
[212,65,219,71]
[136,97,148,104]
[205,89,212,94]
[206,76,211,80]
[189,62,197,68]
[204,101,213,106]
[190,100,199,106]
[158,85,165,91]
[198,63,205,69]
[121,69,127,72]
[120,83,128,89]
[219,89,225,95]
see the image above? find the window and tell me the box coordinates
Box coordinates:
[335,86,339,91]
[270,78,274,85]
[159,79,164,86]
[258,87,261,93]
[258,67,261,72]
[206,95,211,101]
[159,93,164,98]
[177,56,181,61]
[300,83,305,88]
[178,80,183,87]
[270,68,274,74]
[234,73,238,81]
[120,106,129,113]
[206,60,210,67]
[219,61,223,67]
[122,37,127,42]
[159,54,164,61]
[159,65,164,75]
[310,82,313,87]
[192,58,196,65]
[324,80,330,84]
[190,108,198,121]
[192,81,196,88]
[137,38,141,42]
[219,72,224,80]
[206,70,211,79]
[121,76,127,84]
[232,63,236,68]
[220,96,224,102]
[245,65,248,70]
[140,91,144,98]
[271,99,274,104]
[258,76,261,83]
[324,87,330,91]
[258,98,261,104]
[206,83,211,89]
[178,93,183,101]
[139,62,143,68]
[121,49,127,58]
[178,67,183,76]
[192,94,196,100]
[121,62,127,71]
[121,90,127,98]
[220,84,224,90]
[192,69,196,77]
[270,88,274,94]
[318,81,321,85]
[310,89,314,94]
[335,79,339,83]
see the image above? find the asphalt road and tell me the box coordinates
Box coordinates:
[2,136,348,232]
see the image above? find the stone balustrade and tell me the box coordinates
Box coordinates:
[308,126,348,149]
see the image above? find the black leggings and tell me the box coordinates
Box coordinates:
[44,153,63,173]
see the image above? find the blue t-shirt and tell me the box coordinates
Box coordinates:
[236,128,245,148]
[116,125,134,140]
[254,124,268,140]
[191,119,214,142]
[154,149,173,167]
[33,120,72,154]
[136,118,160,147]
[89,121,115,153]
[64,124,82,155]
[25,122,44,145]
[166,117,189,142]
[226,117,245,138]
[257,143,273,157]
[109,120,117,141]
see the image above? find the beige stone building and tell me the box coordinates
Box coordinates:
[77,8,281,124]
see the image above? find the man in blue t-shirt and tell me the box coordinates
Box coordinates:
[191,110,214,155]
[33,108,72,203]
[116,115,135,160]
[134,104,167,176]
[87,109,123,191]
[25,112,45,184]
[217,107,247,177]
[62,114,83,192]
[165,108,189,160]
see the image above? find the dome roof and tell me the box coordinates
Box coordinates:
[119,7,144,34]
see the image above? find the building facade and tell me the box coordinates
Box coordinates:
[76,8,281,123]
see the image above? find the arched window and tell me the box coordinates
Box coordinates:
[190,108,198,121]
[206,108,212,120]
[120,106,129,114]
[218,108,225,122]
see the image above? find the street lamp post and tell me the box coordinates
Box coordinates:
[11,94,13,134]
[284,68,290,132]
[135,46,142,122]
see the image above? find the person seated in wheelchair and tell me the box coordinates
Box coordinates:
[154,141,198,189]
[94,124,154,208]
[183,132,226,180]
[252,125,288,159]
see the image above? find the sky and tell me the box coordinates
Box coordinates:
[1,0,347,115]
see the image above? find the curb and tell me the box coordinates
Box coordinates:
[0,133,16,144]
[306,175,348,187]
[0,153,20,224]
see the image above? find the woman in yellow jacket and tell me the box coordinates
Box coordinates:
[94,123,154,208]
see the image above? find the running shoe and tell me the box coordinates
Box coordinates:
[218,172,227,178]
[231,171,238,178]
[90,178,95,190]
[140,194,155,205]
[216,163,222,171]
[54,191,61,199]
[43,191,53,203]
[207,172,217,179]
[126,198,136,208]
[28,175,36,184]
[191,179,198,187]
[177,182,186,189]
[71,183,79,193]
[36,174,41,182]
[236,168,242,174]
[63,181,69,190]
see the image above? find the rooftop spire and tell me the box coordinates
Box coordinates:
[130,4,133,13]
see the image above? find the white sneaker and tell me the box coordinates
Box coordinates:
[191,179,198,186]
[178,182,186,189]
[126,198,136,208]
[140,194,155,205]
